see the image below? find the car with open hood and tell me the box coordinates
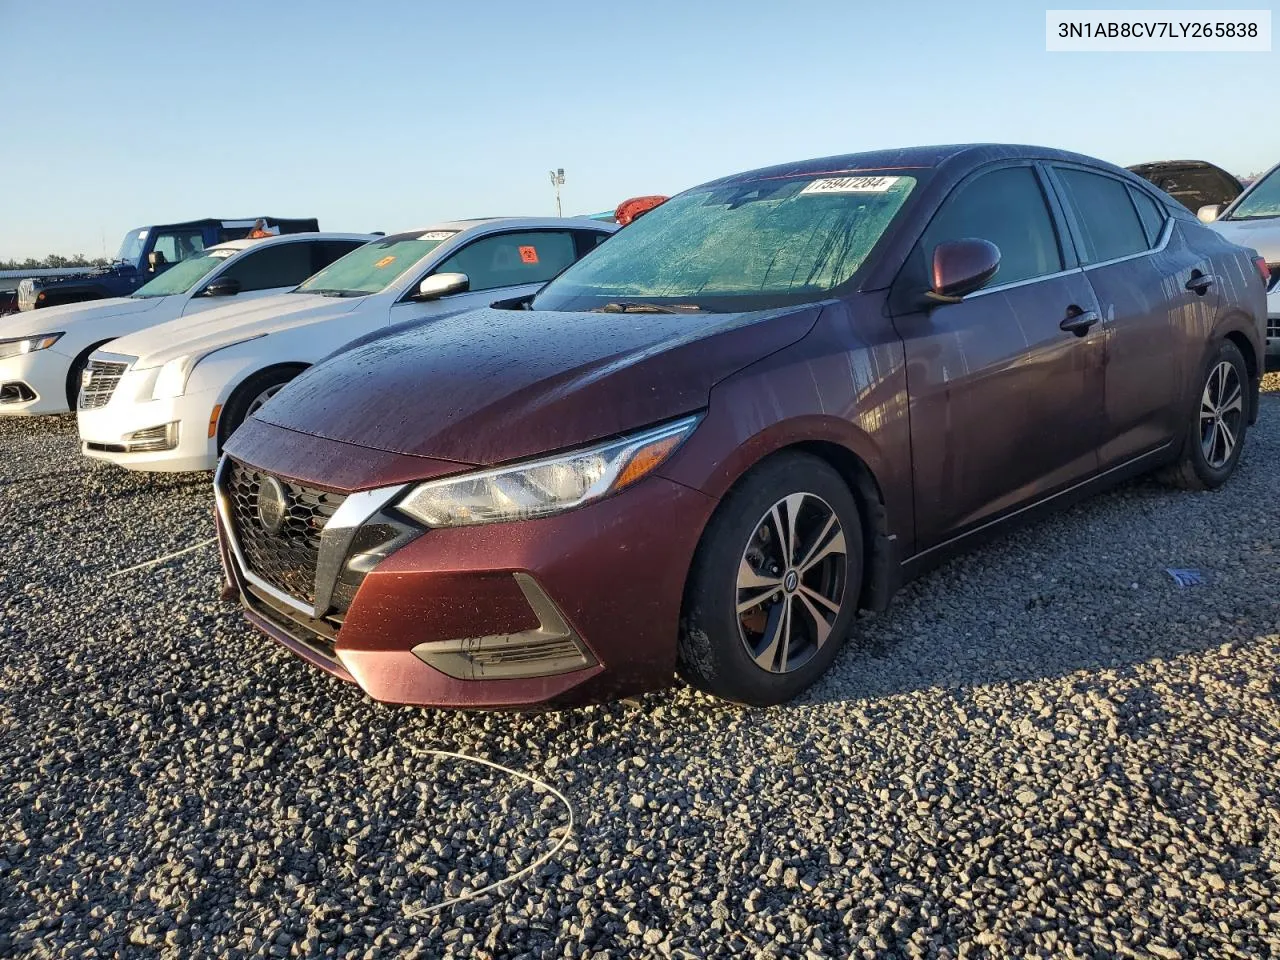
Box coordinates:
[77,218,615,471]
[0,233,370,415]
[1195,160,1280,360]
[1127,160,1243,213]
[214,144,1268,709]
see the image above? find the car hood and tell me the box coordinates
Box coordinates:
[254,304,823,466]
[1210,217,1280,263]
[109,293,363,367]
[0,295,165,338]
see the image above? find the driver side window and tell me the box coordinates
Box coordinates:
[150,230,206,265]
[921,167,1064,287]
[431,231,577,293]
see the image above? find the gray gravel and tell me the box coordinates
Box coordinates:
[3,378,1280,959]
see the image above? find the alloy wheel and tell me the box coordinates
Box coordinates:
[246,383,286,419]
[1200,360,1243,469]
[736,492,847,674]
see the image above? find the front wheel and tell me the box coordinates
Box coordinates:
[678,452,863,706]
[1162,339,1250,491]
[216,366,305,450]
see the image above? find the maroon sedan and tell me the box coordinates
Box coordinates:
[216,144,1269,708]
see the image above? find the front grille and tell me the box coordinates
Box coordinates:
[225,460,347,607]
[1267,315,1280,339]
[79,360,128,410]
[17,279,36,311]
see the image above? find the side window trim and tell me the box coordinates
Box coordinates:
[1043,163,1171,270]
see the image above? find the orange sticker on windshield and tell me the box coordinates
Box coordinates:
[519,246,539,264]
[374,255,396,268]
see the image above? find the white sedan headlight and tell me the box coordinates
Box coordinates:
[396,415,700,527]
[152,355,198,400]
[0,333,63,360]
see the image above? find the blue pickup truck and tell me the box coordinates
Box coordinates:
[17,216,318,310]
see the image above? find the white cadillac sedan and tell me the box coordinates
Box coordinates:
[0,233,371,415]
[77,217,616,472]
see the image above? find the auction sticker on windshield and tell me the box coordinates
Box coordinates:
[374,256,396,269]
[799,176,901,195]
[419,231,457,241]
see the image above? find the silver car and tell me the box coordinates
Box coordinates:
[1199,162,1280,361]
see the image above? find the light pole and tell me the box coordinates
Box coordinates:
[549,168,565,217]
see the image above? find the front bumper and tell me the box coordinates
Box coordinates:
[1266,288,1279,359]
[0,350,75,415]
[214,455,717,709]
[77,369,220,472]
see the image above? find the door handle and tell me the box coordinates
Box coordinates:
[1185,272,1215,295]
[1060,309,1099,337]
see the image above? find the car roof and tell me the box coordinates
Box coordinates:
[706,143,1136,186]
[205,232,376,254]
[377,217,617,243]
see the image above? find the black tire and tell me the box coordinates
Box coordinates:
[1161,339,1250,491]
[678,452,863,706]
[216,366,305,449]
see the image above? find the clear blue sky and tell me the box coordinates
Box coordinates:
[0,0,1273,260]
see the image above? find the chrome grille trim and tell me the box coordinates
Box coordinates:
[214,456,406,619]
[79,359,129,410]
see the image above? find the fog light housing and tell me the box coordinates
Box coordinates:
[411,573,597,680]
[124,422,179,452]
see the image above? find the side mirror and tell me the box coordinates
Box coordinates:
[416,272,469,301]
[201,277,241,298]
[926,238,1001,305]
[147,251,168,272]
[1197,204,1223,224]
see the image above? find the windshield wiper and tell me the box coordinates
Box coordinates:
[301,288,365,298]
[594,301,703,314]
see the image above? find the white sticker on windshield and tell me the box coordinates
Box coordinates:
[799,176,901,195]
[418,231,457,241]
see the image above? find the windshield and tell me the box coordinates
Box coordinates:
[532,173,919,312]
[131,249,235,298]
[115,228,148,265]
[1226,167,1280,220]
[295,231,456,297]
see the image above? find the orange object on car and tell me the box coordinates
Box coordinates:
[614,195,668,226]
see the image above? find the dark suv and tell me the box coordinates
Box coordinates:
[17,217,318,310]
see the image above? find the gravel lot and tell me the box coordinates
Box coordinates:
[3,378,1280,959]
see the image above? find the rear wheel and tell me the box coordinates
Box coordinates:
[1161,339,1249,490]
[216,366,305,450]
[678,452,863,706]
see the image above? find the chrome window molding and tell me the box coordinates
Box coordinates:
[965,266,1085,299]
[1080,217,1173,271]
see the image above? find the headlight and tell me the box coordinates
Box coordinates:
[152,355,197,400]
[0,333,63,360]
[396,414,700,527]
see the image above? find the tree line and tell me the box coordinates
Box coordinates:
[0,254,109,271]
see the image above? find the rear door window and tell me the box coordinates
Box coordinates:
[1054,168,1149,263]
[920,166,1064,286]
[1128,188,1167,247]
[219,242,316,292]
[431,230,578,292]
